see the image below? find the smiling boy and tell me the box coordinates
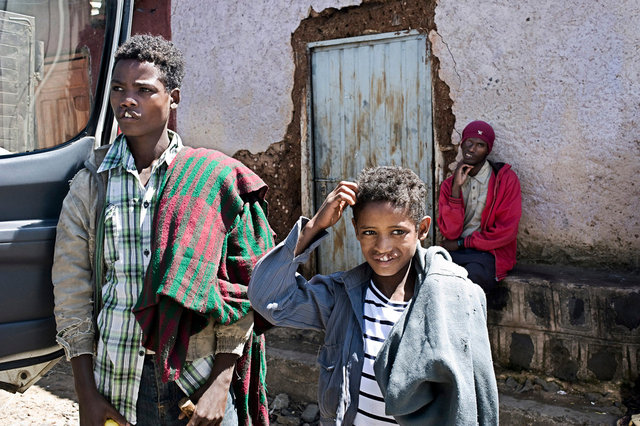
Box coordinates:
[53,35,273,425]
[248,166,498,425]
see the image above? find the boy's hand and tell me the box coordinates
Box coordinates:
[180,353,237,425]
[181,380,229,426]
[78,389,129,426]
[71,355,130,426]
[295,181,358,256]
[312,181,358,230]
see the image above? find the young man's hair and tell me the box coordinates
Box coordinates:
[352,166,426,226]
[114,34,185,91]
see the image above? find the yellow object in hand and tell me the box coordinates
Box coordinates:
[104,419,119,426]
[178,396,196,419]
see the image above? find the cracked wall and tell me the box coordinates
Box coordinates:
[290,0,461,227]
[431,0,640,269]
[171,1,362,239]
[171,0,453,241]
[172,0,639,269]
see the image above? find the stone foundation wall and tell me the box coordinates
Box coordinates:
[488,265,640,383]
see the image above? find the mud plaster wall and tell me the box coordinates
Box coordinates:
[171,0,454,241]
[289,0,455,221]
[172,1,639,269]
[431,0,640,269]
[171,1,361,240]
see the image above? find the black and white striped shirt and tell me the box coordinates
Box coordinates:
[354,281,409,425]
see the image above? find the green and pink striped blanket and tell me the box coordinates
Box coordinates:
[133,147,273,425]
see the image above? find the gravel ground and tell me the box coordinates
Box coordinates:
[0,359,318,425]
[0,359,79,425]
[5,358,633,425]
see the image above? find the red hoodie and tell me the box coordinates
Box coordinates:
[438,161,522,280]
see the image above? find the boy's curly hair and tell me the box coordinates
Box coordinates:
[114,34,185,91]
[352,166,426,227]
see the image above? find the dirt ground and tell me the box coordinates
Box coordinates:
[0,359,316,426]
[0,359,79,425]
[0,356,635,425]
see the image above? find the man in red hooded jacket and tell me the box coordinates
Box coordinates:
[438,120,522,291]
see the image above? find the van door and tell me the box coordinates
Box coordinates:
[0,0,132,393]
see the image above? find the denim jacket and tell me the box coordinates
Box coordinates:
[52,145,251,362]
[248,217,499,425]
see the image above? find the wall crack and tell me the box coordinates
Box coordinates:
[433,30,461,86]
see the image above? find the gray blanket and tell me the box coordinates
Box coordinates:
[374,246,499,425]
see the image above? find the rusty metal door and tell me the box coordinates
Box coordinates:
[308,30,433,274]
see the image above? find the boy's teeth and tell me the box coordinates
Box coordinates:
[124,111,132,118]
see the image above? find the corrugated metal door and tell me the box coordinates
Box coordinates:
[309,30,432,274]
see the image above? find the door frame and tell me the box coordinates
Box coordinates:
[302,30,434,274]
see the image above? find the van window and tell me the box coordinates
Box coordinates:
[0,0,108,155]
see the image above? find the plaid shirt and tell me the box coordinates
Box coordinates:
[96,132,215,423]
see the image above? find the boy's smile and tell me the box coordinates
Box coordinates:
[353,201,430,293]
[109,59,179,143]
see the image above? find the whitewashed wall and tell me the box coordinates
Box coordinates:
[171,0,361,155]
[172,0,640,266]
[430,0,640,265]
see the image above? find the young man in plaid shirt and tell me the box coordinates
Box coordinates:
[52,35,273,425]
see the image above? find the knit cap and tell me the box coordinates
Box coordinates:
[461,121,495,153]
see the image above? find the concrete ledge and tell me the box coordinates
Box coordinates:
[499,394,619,425]
[488,263,640,383]
[265,346,319,402]
[263,327,323,401]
